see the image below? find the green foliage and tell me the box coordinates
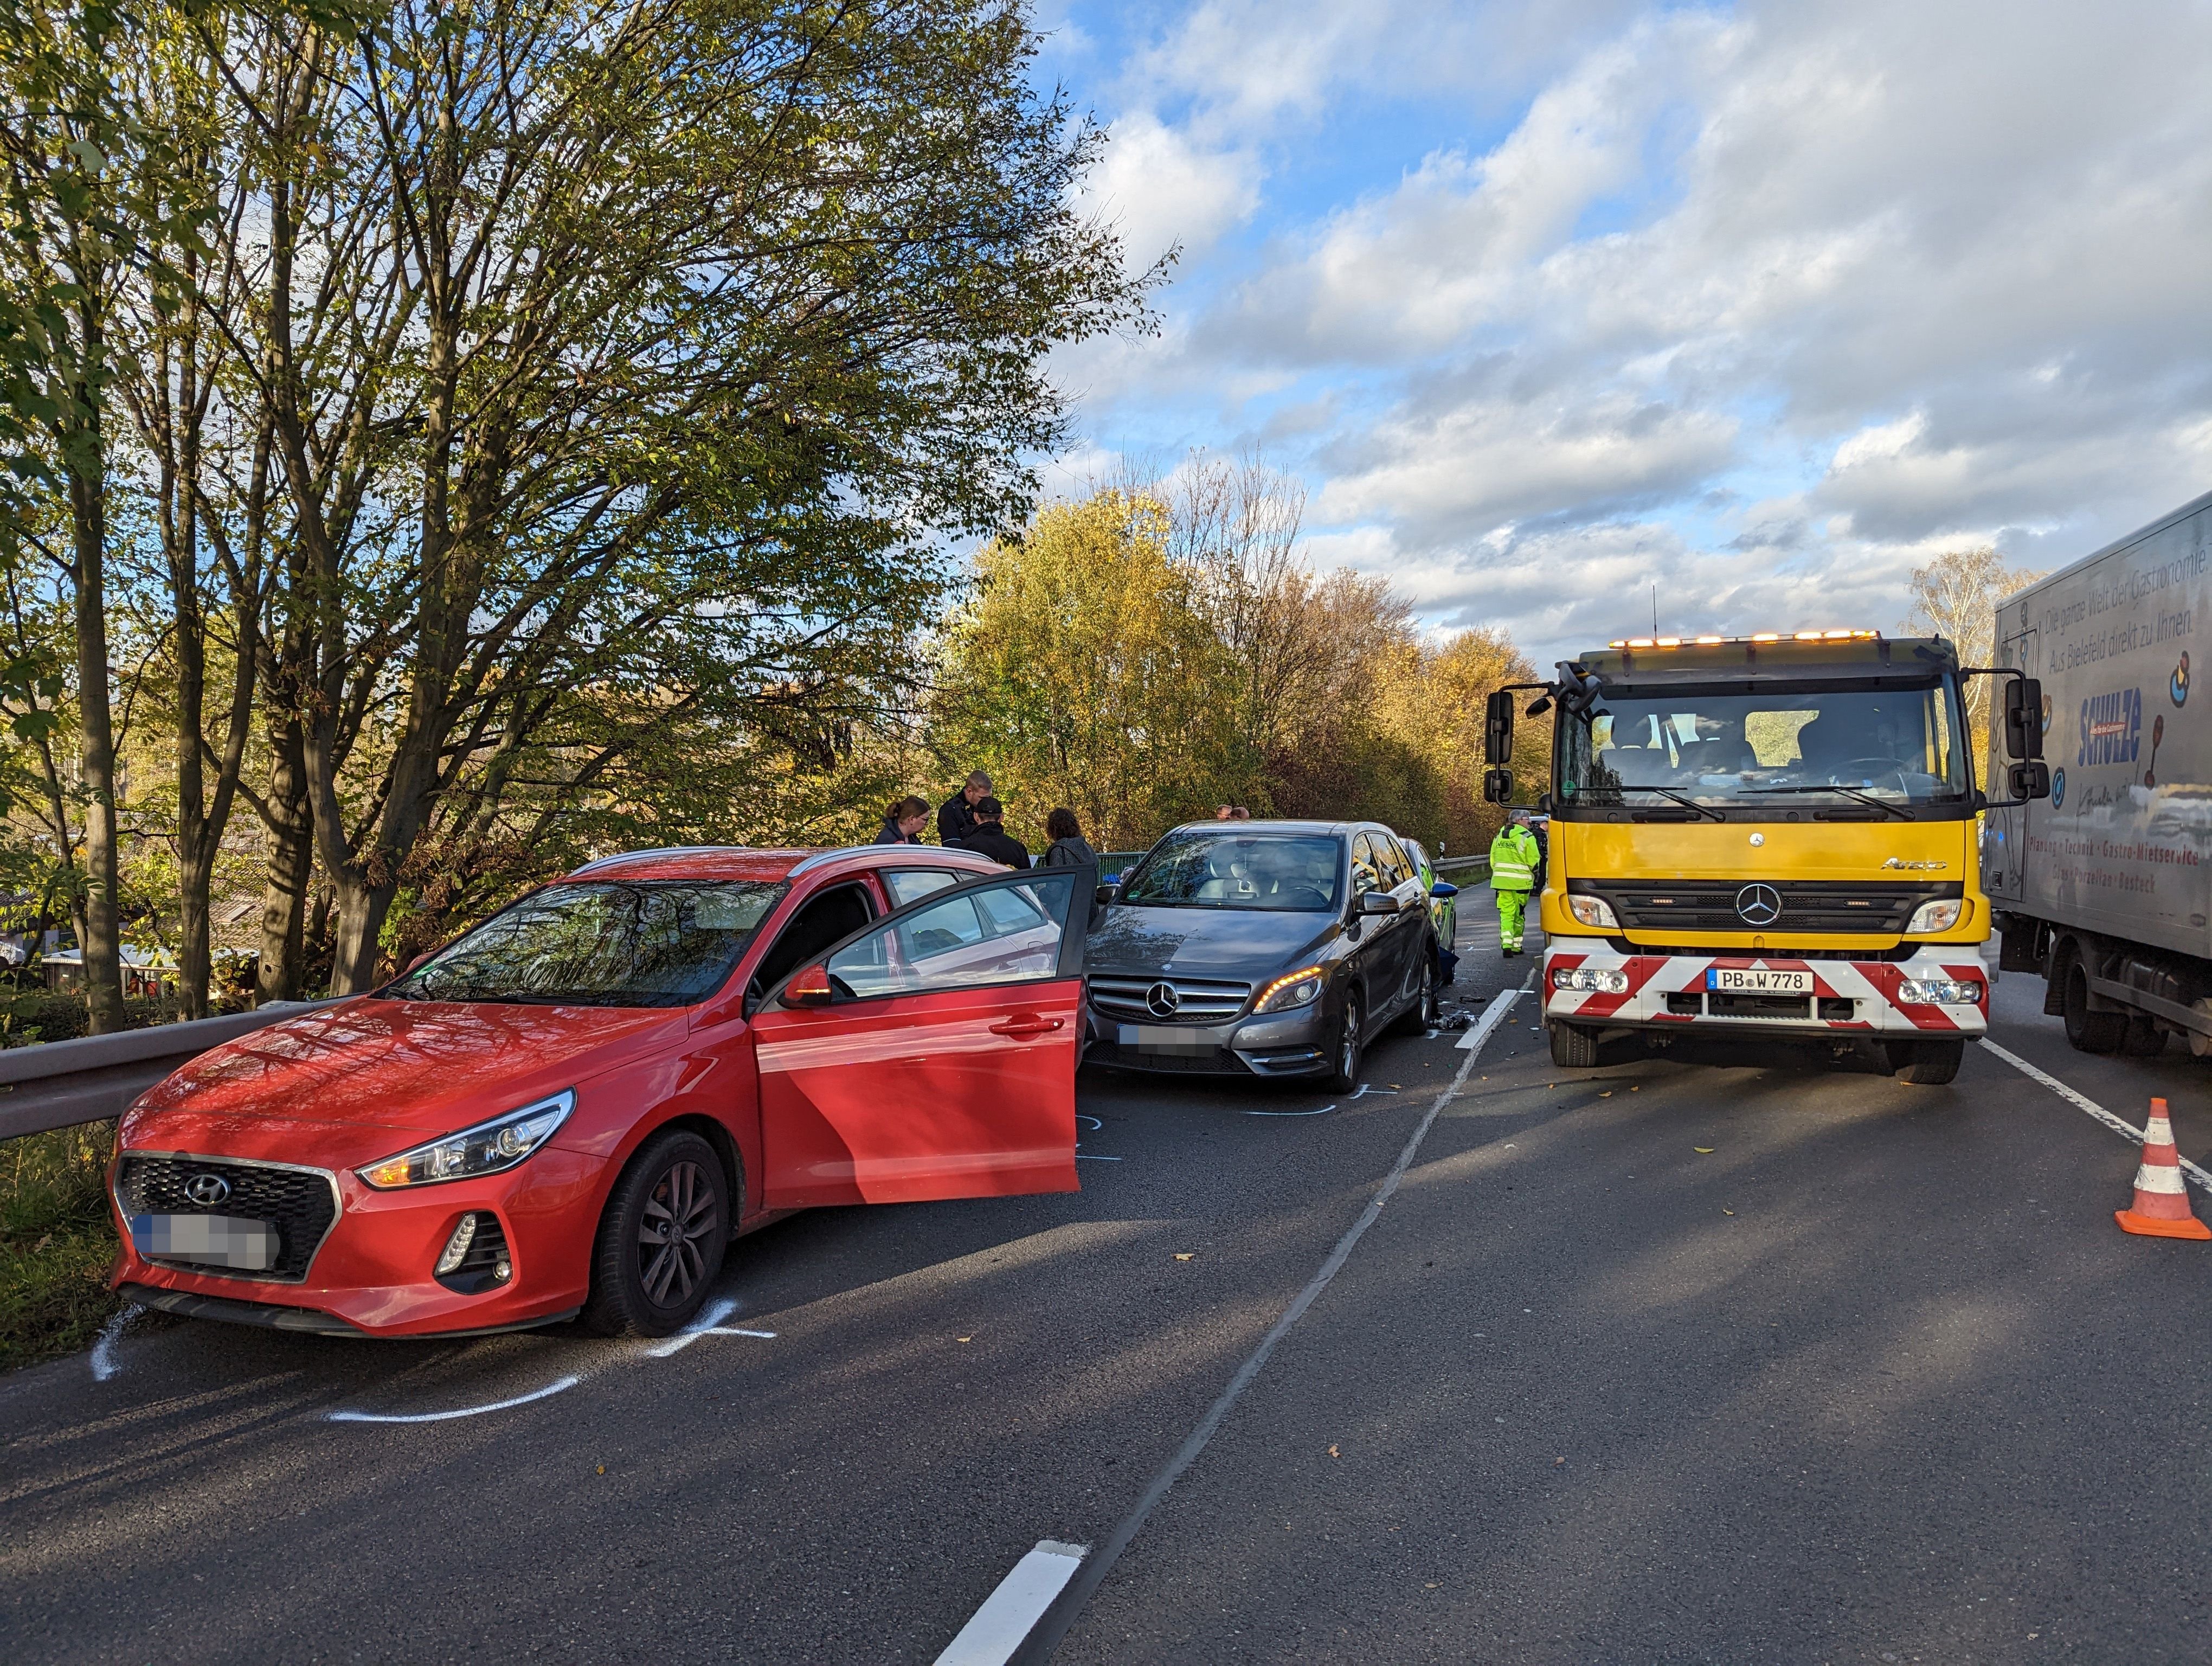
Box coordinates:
[0,1121,121,1372]
[933,492,1261,848]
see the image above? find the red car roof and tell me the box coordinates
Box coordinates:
[562,845,1004,884]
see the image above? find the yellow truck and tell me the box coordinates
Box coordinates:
[1482,631,2050,1083]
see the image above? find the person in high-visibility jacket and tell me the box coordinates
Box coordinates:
[1488,811,1541,957]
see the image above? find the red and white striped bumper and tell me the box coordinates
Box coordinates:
[1542,943,1988,1035]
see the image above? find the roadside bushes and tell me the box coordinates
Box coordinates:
[0,1123,121,1372]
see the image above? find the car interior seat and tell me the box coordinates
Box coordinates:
[749,885,874,1004]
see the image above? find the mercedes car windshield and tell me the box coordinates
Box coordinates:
[1119,832,1342,912]
[382,880,790,1007]
[1560,682,1972,815]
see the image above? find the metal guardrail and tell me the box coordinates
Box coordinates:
[0,1000,340,1142]
[1433,856,1490,880]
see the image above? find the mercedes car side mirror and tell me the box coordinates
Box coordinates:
[1357,892,1400,917]
[782,964,836,1008]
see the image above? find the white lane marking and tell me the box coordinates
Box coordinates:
[1457,986,1525,1050]
[327,1375,581,1424]
[1977,1037,2212,1193]
[934,1540,1089,1666]
[89,1306,135,1382]
[1005,1005,1501,1661]
[647,1296,743,1356]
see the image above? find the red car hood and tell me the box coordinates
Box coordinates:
[119,997,689,1160]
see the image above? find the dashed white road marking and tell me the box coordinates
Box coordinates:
[1977,1037,2212,1193]
[327,1375,582,1424]
[978,996,1506,1662]
[1457,986,1526,1051]
[934,1540,1089,1666]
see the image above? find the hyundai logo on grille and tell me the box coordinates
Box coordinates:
[183,1172,232,1207]
[1734,883,1783,927]
[1145,981,1182,1017]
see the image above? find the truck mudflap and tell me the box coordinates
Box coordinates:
[1543,945,1989,1035]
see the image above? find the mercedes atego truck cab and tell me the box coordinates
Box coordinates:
[1482,631,2050,1084]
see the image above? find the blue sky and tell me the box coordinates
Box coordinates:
[1029,0,2212,662]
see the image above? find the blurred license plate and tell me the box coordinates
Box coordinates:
[130,1213,279,1271]
[1119,1024,1223,1054]
[1706,967,1812,994]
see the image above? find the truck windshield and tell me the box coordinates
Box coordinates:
[1559,682,1972,811]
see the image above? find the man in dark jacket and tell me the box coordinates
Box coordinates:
[959,798,1030,868]
[938,771,991,847]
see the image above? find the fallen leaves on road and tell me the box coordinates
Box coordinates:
[956,1336,972,1343]
[1722,1209,1735,1216]
[1598,1091,1612,1098]
[1174,1253,1195,1261]
[1327,1444,1341,1458]
[1694,1146,1715,1154]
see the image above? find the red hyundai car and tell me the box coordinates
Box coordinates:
[107,845,1089,1338]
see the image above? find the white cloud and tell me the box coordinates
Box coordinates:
[1078,111,1261,268]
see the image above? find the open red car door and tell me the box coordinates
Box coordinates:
[750,868,1090,1208]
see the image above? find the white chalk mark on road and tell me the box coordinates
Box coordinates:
[934,1540,1089,1666]
[1075,1153,1123,1161]
[89,1306,134,1381]
[1344,1084,1398,1099]
[1076,1115,1102,1131]
[1457,986,1526,1052]
[1248,1104,1333,1117]
[646,1296,741,1356]
[1977,1037,2212,1193]
[327,1375,581,1424]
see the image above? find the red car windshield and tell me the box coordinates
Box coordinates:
[383,880,792,1008]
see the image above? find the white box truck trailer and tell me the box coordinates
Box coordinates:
[1987,486,2212,1055]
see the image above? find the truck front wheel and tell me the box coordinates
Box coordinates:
[1549,1020,1599,1069]
[2061,959,2126,1053]
[1887,1037,1964,1085]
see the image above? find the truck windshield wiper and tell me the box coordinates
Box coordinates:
[1742,784,1911,821]
[1613,784,1726,822]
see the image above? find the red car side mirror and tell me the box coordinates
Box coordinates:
[782,964,836,1007]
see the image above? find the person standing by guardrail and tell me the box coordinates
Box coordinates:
[1038,808,1096,868]
[940,771,991,846]
[875,797,930,845]
[960,798,1031,868]
[1488,810,1541,958]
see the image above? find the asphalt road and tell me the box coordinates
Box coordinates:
[5,922,2211,1664]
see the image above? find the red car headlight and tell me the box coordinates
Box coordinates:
[358,1090,576,1189]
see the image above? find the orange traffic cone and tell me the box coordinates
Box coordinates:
[2116,1098,2211,1240]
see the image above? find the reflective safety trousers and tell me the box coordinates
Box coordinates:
[1495,886,1530,951]
[1489,825,1539,889]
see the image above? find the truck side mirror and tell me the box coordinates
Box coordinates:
[2009,760,2050,800]
[1483,689,1514,765]
[1482,767,1514,804]
[2004,677,2044,760]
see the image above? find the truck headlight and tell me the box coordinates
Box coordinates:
[1255,967,1326,1013]
[358,1090,576,1189]
[1551,966,1629,994]
[1905,899,1965,933]
[1566,895,1619,929]
[1898,977,1984,1005]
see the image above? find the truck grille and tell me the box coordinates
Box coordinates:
[115,1154,340,1283]
[1573,880,1962,935]
[1090,974,1252,1023]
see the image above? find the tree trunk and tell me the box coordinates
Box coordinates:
[254,725,313,1004]
[65,442,126,1036]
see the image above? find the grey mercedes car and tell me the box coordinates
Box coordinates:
[1082,819,1442,1088]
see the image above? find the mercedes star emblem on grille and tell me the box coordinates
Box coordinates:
[1145,981,1182,1017]
[1734,883,1783,927]
[183,1172,233,1207]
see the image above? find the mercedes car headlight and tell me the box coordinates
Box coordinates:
[1905,899,1965,933]
[1254,967,1326,1014]
[358,1090,576,1189]
[1566,895,1619,929]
